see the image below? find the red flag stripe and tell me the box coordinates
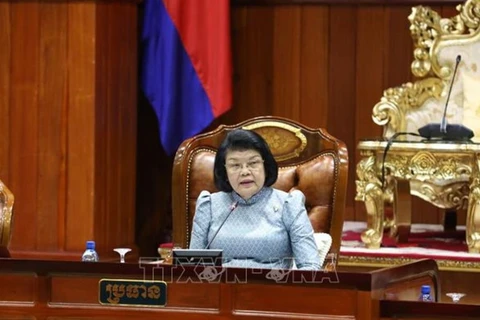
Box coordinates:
[163,0,232,117]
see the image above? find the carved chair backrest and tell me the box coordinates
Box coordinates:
[171,116,349,257]
[374,0,480,142]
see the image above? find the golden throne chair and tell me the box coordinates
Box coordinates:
[171,116,348,265]
[0,180,14,257]
[355,0,480,253]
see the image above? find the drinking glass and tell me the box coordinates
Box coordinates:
[158,243,173,263]
[113,248,132,263]
[446,292,466,303]
[164,243,182,264]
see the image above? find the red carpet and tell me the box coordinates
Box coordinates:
[343,227,467,251]
[340,222,480,268]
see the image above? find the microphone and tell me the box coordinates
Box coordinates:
[418,54,474,141]
[205,202,238,249]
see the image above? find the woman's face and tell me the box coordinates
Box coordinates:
[225,149,265,200]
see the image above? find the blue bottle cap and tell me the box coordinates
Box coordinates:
[86,241,96,250]
[421,285,431,294]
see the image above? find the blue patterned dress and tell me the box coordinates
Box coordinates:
[189,187,321,270]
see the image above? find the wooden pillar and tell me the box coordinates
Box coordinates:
[0,0,139,260]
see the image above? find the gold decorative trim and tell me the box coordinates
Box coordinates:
[339,254,480,273]
[409,0,480,78]
[174,145,186,165]
[243,122,307,161]
[358,140,480,152]
[0,182,14,247]
[410,0,480,78]
[356,140,480,251]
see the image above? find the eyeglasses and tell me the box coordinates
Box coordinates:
[225,159,264,173]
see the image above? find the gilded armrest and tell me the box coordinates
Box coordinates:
[372,78,444,139]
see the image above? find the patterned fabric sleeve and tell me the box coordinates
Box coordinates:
[189,190,212,249]
[284,190,322,270]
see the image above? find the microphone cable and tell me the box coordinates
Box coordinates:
[381,132,422,190]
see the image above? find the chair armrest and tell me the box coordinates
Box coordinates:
[313,232,332,267]
[372,79,443,138]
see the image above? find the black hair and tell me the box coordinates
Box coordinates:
[214,129,278,192]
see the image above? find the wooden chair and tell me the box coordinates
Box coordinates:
[171,116,348,260]
[0,180,14,257]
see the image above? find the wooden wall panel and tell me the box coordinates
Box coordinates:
[37,2,68,251]
[354,7,386,222]
[230,6,275,121]
[2,0,139,259]
[9,1,41,250]
[66,2,96,252]
[299,6,329,129]
[272,7,301,119]
[383,6,415,88]
[0,3,11,184]
[327,6,357,221]
[94,2,138,251]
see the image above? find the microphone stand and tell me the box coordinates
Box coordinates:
[418,54,474,141]
[205,202,238,249]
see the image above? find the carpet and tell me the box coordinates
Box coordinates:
[339,221,480,271]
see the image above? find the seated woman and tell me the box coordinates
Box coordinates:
[189,129,321,270]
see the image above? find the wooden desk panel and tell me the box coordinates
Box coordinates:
[233,284,356,315]
[0,258,440,320]
[50,276,101,304]
[166,283,221,309]
[380,300,480,319]
[49,276,221,309]
[0,274,36,304]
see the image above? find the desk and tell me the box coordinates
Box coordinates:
[380,300,480,320]
[355,139,480,253]
[0,258,439,320]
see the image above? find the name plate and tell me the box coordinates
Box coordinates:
[99,279,167,307]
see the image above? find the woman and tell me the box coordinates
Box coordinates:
[189,129,321,270]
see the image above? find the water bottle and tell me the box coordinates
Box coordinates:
[419,285,433,302]
[81,240,99,262]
